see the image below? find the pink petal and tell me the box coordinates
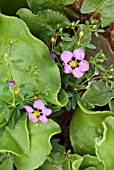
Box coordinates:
[33,99,45,110]
[73,48,85,60]
[42,108,52,116]
[24,105,34,113]
[61,51,73,63]
[72,67,84,78]
[78,60,89,71]
[39,115,48,124]
[28,113,39,123]
[64,64,72,74]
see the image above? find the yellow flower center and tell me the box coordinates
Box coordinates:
[32,111,40,118]
[69,60,78,68]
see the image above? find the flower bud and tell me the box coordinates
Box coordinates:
[92,25,97,29]
[79,31,84,37]
[51,36,56,43]
[9,80,15,86]
[71,22,75,27]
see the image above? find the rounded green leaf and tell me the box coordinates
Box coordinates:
[17,8,70,40]
[79,154,104,170]
[0,155,14,170]
[12,119,61,170]
[0,114,29,156]
[82,80,114,106]
[26,0,76,13]
[96,116,114,169]
[70,99,114,155]
[0,14,67,106]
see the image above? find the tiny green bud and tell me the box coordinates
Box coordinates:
[91,20,95,24]
[110,68,114,72]
[5,53,9,57]
[93,25,97,29]
[59,28,63,32]
[71,22,75,27]
[100,59,104,62]
[9,40,13,45]
[79,31,84,37]
[51,37,56,43]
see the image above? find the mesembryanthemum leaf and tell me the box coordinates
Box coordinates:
[26,0,76,13]
[12,119,61,170]
[82,80,114,106]
[17,8,70,40]
[79,154,104,170]
[0,114,29,156]
[0,155,14,170]
[70,99,114,155]
[0,13,67,106]
[81,0,114,27]
[96,116,114,169]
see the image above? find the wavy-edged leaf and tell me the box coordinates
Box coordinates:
[70,99,114,155]
[79,154,104,170]
[38,144,65,170]
[0,114,29,156]
[0,14,68,106]
[26,0,76,13]
[81,0,114,27]
[17,8,70,40]
[12,119,61,170]
[0,155,14,170]
[96,116,114,169]
[82,80,114,106]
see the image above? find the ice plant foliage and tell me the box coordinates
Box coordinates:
[61,48,89,78]
[24,99,52,123]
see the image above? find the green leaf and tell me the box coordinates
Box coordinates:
[86,44,96,49]
[79,154,104,170]
[109,100,114,112]
[81,0,114,27]
[5,108,10,121]
[0,114,29,156]
[17,8,70,40]
[38,144,65,170]
[0,156,14,170]
[82,80,114,106]
[26,0,76,13]
[70,99,114,155]
[96,116,114,169]
[0,14,68,106]
[12,119,61,170]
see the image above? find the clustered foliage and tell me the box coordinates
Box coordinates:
[0,0,114,169]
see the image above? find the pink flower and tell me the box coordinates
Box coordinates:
[24,99,52,124]
[50,52,56,60]
[9,80,15,86]
[61,48,89,78]
[59,168,64,170]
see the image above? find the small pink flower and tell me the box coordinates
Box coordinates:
[61,48,89,78]
[9,80,15,86]
[24,99,52,124]
[50,52,56,60]
[59,167,64,170]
